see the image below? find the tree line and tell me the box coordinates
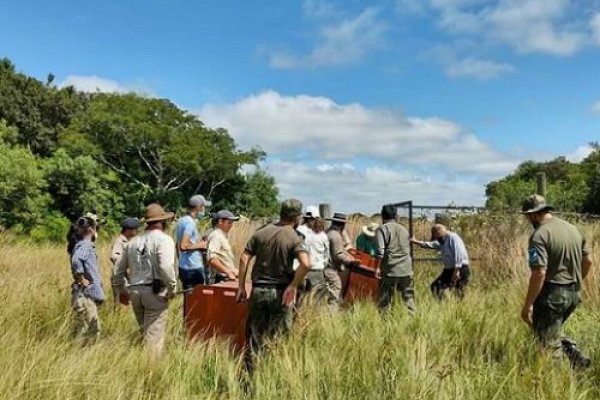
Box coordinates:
[485,145,600,214]
[0,58,278,241]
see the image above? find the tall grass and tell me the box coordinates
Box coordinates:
[0,216,598,400]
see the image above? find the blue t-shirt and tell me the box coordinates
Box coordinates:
[176,215,204,270]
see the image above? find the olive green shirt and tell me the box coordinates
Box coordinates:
[245,224,307,285]
[375,221,413,278]
[528,217,590,285]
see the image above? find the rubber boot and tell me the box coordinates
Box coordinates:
[561,339,591,370]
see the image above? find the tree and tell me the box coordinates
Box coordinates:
[43,149,125,222]
[60,93,264,211]
[0,58,87,156]
[0,123,49,229]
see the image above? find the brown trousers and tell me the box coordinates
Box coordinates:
[129,286,169,355]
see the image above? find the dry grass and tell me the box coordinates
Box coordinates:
[0,215,599,399]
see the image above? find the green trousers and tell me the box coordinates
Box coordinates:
[378,276,416,315]
[245,286,294,371]
[532,284,580,352]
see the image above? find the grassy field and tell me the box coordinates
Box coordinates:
[0,216,599,400]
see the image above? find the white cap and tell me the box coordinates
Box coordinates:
[304,205,320,219]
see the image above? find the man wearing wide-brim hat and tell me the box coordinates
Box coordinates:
[520,194,592,369]
[115,203,177,356]
[355,222,379,256]
[325,212,360,307]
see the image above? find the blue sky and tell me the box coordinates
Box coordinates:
[2,0,600,213]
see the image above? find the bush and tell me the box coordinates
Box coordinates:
[29,212,71,243]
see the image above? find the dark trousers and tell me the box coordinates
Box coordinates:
[178,268,206,290]
[244,286,294,372]
[378,276,416,314]
[430,265,470,300]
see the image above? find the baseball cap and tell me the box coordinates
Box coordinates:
[280,198,303,219]
[121,217,140,230]
[521,194,554,214]
[304,205,320,219]
[214,210,240,221]
[189,194,212,208]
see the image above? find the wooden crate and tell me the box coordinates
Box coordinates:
[343,265,379,304]
[348,248,380,271]
[184,281,249,350]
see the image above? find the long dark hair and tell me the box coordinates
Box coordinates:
[66,217,96,256]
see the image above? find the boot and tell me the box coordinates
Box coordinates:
[561,338,591,370]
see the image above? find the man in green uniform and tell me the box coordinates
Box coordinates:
[521,194,593,369]
[236,199,311,372]
[374,204,415,314]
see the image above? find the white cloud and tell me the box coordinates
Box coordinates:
[59,75,154,95]
[197,90,517,176]
[265,160,486,213]
[592,12,600,45]
[592,100,600,114]
[445,57,516,79]
[424,0,593,56]
[269,7,387,69]
[567,144,594,162]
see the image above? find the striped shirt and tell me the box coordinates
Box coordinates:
[71,240,105,302]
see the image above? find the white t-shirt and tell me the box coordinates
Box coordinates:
[294,227,330,271]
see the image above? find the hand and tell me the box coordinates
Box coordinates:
[80,278,91,288]
[409,237,418,244]
[166,289,176,300]
[521,304,533,326]
[349,259,361,268]
[452,268,460,284]
[197,239,208,251]
[226,271,237,281]
[282,285,297,306]
[375,268,382,279]
[236,287,248,303]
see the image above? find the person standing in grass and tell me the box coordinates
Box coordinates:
[520,194,593,369]
[374,205,415,314]
[296,208,330,303]
[207,210,240,284]
[69,216,104,345]
[411,224,470,300]
[355,222,379,256]
[115,204,177,356]
[236,199,312,372]
[176,195,211,290]
[109,217,140,309]
[326,213,360,306]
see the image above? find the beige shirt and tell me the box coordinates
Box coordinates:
[110,234,128,268]
[207,228,236,274]
[115,229,177,292]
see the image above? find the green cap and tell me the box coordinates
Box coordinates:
[280,198,303,219]
[521,194,554,214]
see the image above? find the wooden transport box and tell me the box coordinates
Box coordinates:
[348,248,380,271]
[184,281,249,350]
[343,265,379,304]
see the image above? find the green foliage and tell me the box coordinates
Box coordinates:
[0,58,279,238]
[0,140,49,229]
[43,148,125,222]
[486,149,600,213]
[29,212,71,243]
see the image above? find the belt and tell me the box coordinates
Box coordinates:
[253,282,290,290]
[545,282,580,291]
[130,283,154,287]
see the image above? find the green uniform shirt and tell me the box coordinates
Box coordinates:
[245,224,307,286]
[375,222,413,278]
[528,217,590,285]
[355,233,378,256]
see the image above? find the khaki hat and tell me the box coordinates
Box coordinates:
[361,222,379,237]
[280,198,303,219]
[144,203,174,223]
[521,194,554,214]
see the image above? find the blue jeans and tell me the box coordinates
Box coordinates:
[179,268,206,290]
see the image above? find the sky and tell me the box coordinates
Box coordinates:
[1,0,600,213]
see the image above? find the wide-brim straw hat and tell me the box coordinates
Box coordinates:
[361,222,379,237]
[144,203,174,223]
